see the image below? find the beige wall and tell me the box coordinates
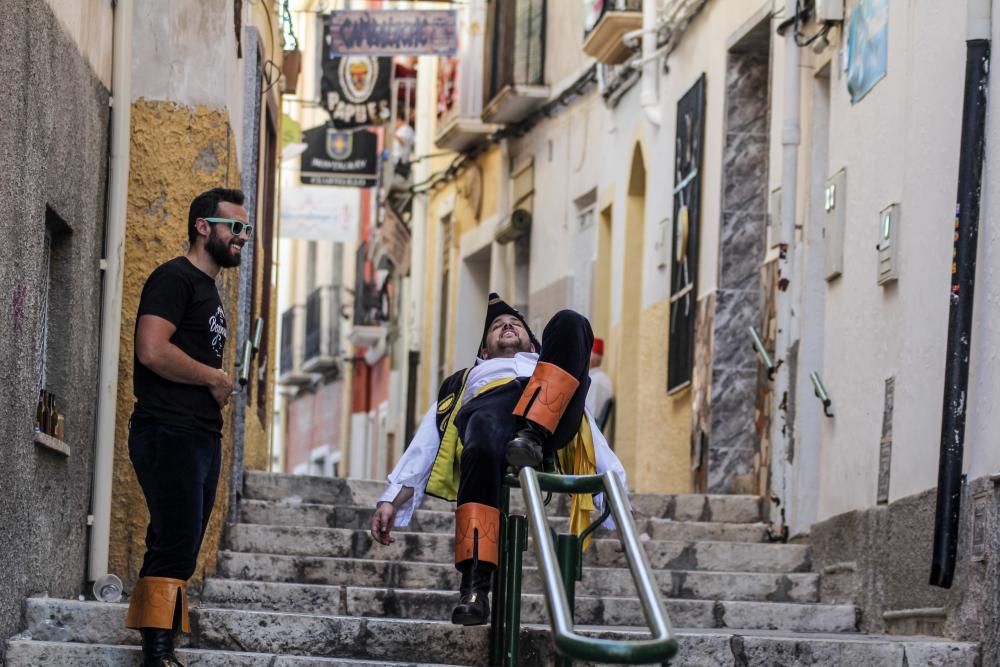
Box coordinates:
[45,0,113,87]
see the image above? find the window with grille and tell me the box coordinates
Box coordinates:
[485,0,546,104]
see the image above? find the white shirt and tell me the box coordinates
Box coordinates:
[586,366,614,424]
[378,353,628,527]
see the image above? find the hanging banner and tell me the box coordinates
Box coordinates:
[300,126,379,188]
[279,170,360,242]
[320,49,392,127]
[376,207,412,275]
[327,10,457,57]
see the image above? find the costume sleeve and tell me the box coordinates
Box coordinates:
[137,264,191,326]
[589,410,629,530]
[377,402,439,526]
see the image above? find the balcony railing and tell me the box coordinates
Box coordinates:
[278,305,311,386]
[583,0,643,65]
[481,0,550,124]
[303,285,341,374]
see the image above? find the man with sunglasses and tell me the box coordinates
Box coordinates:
[124,187,250,667]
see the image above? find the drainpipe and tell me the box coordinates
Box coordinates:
[930,0,991,589]
[88,0,132,582]
[639,0,662,127]
[770,9,802,538]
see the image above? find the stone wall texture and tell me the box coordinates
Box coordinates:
[109,100,242,590]
[0,0,111,654]
[811,474,1000,665]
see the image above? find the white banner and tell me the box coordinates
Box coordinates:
[280,174,360,242]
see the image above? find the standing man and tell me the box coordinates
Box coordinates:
[125,188,249,667]
[370,295,626,626]
[586,337,614,432]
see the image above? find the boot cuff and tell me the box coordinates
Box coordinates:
[513,361,580,432]
[125,577,189,632]
[454,502,500,566]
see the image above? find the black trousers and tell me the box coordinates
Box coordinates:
[455,310,593,509]
[128,415,222,581]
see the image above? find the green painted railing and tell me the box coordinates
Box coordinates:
[489,468,679,666]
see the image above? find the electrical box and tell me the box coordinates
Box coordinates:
[815,0,844,22]
[823,169,846,281]
[877,203,900,285]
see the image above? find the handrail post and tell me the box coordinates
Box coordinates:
[503,514,528,666]
[555,532,581,667]
[490,485,512,666]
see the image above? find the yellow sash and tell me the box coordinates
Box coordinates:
[556,416,598,550]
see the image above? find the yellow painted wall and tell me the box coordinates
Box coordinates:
[110,100,244,587]
[419,145,503,408]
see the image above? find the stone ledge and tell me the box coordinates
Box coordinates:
[33,432,70,457]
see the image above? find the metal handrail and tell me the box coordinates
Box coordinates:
[518,468,679,664]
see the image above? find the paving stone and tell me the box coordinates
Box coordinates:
[12,600,975,667]
[227,523,808,573]
[217,551,819,602]
[203,579,857,632]
[3,640,474,666]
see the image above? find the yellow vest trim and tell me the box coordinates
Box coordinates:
[425,377,515,501]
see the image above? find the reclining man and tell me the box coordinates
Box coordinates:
[370,293,625,626]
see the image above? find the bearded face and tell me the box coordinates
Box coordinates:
[205,224,243,268]
[481,314,534,359]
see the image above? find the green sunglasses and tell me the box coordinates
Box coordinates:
[203,217,254,237]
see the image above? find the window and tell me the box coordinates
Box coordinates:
[485,0,546,103]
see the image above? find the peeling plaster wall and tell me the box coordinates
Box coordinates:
[0,0,110,652]
[110,101,242,589]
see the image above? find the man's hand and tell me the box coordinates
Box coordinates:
[208,369,234,408]
[371,502,397,545]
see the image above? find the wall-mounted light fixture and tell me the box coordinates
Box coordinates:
[809,371,834,418]
[748,326,776,380]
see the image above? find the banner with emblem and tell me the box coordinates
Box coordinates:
[327,10,457,57]
[321,19,392,128]
[300,125,379,188]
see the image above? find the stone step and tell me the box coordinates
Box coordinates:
[226,524,810,573]
[243,472,453,511]
[18,599,978,666]
[240,500,770,543]
[216,551,820,603]
[3,640,473,666]
[202,578,858,633]
[243,473,763,524]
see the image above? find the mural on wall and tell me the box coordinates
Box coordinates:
[668,74,706,392]
[846,0,889,103]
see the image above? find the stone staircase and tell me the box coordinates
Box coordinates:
[6,471,979,665]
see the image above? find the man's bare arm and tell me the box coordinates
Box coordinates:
[135,315,233,404]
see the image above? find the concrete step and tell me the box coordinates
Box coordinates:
[243,472,452,511]
[226,524,810,573]
[240,500,770,543]
[3,640,473,666]
[216,551,820,603]
[202,578,858,633]
[17,599,977,666]
[242,472,763,524]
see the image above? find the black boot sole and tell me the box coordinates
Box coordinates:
[451,607,490,626]
[505,443,542,470]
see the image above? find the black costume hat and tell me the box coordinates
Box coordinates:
[478,292,541,358]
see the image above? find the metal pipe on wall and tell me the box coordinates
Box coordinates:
[930,0,991,589]
[89,0,133,581]
[769,7,802,537]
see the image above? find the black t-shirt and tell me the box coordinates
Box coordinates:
[132,256,228,433]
